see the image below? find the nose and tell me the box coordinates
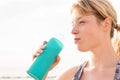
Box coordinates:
[71,26,79,35]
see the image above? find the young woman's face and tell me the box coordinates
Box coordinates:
[71,11,104,52]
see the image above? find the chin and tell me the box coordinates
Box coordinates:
[77,47,89,52]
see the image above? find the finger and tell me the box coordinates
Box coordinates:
[35,50,43,55]
[39,44,46,50]
[32,50,43,60]
[32,54,37,60]
[35,41,47,55]
[40,41,47,49]
[42,41,47,45]
[54,56,61,66]
[32,41,47,60]
[37,41,47,51]
[50,56,61,70]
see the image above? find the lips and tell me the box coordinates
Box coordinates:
[74,38,80,43]
[74,38,80,40]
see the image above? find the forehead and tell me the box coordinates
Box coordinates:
[71,10,92,21]
[71,10,82,21]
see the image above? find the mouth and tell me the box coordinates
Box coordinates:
[74,38,80,43]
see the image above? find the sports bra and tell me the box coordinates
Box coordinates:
[73,60,120,80]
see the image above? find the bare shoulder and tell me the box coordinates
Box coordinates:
[57,66,80,80]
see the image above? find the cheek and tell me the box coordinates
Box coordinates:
[84,31,97,44]
[77,26,102,52]
[82,26,96,38]
[83,25,101,43]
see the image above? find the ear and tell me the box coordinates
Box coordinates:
[102,18,112,32]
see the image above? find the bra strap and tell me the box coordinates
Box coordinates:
[73,61,87,80]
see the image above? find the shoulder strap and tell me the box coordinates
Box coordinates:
[73,61,87,80]
[74,60,120,80]
[114,60,120,80]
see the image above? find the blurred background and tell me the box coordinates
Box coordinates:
[0,0,120,80]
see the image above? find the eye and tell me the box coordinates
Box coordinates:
[79,21,86,24]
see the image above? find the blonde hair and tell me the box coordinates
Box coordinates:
[114,27,120,56]
[71,0,120,55]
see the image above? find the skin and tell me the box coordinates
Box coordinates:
[70,11,119,80]
[33,11,119,80]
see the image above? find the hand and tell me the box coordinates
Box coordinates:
[32,41,47,60]
[32,41,61,71]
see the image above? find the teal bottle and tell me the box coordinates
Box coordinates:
[27,37,64,80]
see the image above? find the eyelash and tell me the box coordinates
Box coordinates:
[71,21,86,27]
[79,21,85,24]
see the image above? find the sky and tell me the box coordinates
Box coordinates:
[0,0,120,77]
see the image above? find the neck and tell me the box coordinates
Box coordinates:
[87,41,119,68]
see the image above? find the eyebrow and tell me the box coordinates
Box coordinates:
[72,16,84,23]
[76,16,84,21]
[77,16,82,20]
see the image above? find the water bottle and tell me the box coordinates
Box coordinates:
[27,37,64,80]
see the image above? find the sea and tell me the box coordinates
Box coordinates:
[0,66,57,80]
[0,74,56,80]
[0,76,56,80]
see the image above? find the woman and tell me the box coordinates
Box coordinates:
[33,0,120,80]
